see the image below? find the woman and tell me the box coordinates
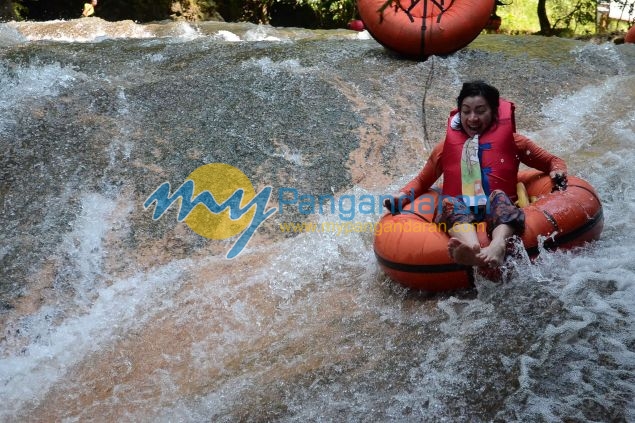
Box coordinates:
[386,81,568,267]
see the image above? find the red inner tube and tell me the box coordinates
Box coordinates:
[358,0,495,59]
[373,171,604,291]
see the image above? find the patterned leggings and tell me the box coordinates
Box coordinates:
[435,190,525,236]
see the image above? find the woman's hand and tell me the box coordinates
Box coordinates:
[550,171,568,191]
[383,191,412,214]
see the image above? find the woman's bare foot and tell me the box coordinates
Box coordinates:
[448,237,485,266]
[477,239,507,267]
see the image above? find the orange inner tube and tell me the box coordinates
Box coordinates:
[373,170,604,292]
[357,0,495,58]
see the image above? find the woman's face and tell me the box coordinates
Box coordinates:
[460,95,493,137]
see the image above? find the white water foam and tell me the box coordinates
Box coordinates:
[531,76,627,154]
[243,26,285,42]
[214,30,241,42]
[0,191,199,419]
[7,19,154,43]
[0,62,83,133]
[0,22,27,46]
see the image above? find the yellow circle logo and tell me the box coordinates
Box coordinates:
[183,163,256,239]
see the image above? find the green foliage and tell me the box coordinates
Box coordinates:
[300,0,357,27]
[549,0,596,33]
[498,0,540,33]
[0,0,29,21]
[170,0,223,21]
[235,0,270,23]
[13,1,29,20]
[499,0,633,35]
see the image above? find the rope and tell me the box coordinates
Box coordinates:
[419,0,443,153]
[419,0,451,57]
[420,0,428,55]
[421,55,435,151]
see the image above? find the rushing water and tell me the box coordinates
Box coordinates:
[0,18,634,422]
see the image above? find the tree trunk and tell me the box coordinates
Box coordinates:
[537,0,552,35]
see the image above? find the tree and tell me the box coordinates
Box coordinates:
[537,0,553,34]
[537,0,599,35]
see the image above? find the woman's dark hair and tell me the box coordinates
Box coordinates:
[457,81,500,120]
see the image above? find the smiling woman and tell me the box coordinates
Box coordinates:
[385,81,569,268]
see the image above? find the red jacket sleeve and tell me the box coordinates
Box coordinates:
[514,133,567,175]
[400,141,444,197]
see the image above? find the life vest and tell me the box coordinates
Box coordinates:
[441,99,519,200]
